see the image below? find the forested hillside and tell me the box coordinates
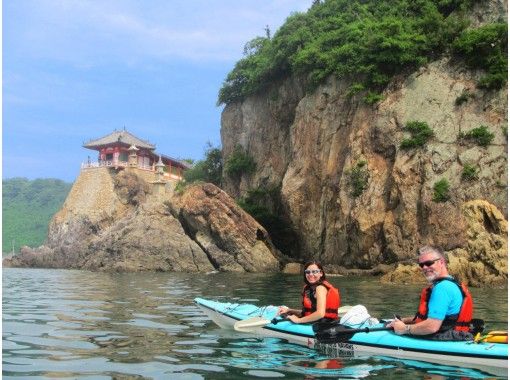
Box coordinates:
[3,178,72,253]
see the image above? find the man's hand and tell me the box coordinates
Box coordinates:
[387,319,407,335]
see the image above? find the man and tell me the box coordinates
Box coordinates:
[388,245,473,340]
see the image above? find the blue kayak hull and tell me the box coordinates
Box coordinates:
[194,297,508,376]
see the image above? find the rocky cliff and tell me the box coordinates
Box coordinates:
[4,169,280,272]
[220,13,507,285]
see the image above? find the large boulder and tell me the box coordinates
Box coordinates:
[81,201,215,272]
[173,183,280,272]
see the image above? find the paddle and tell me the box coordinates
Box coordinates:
[233,305,354,333]
[474,330,508,344]
[233,315,288,332]
[315,324,393,344]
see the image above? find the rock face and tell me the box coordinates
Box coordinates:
[220,13,507,285]
[4,170,279,272]
[173,183,279,272]
[448,200,508,287]
[381,200,508,287]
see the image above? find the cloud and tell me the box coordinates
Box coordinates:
[5,0,310,66]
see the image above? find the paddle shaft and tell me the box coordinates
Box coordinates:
[342,326,392,334]
[233,314,288,331]
[315,325,393,343]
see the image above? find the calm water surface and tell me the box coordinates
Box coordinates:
[3,268,507,379]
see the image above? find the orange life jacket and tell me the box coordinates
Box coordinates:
[302,280,340,320]
[414,277,473,332]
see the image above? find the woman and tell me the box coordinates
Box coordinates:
[277,261,341,324]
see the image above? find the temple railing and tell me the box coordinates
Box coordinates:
[82,160,121,168]
[81,161,183,179]
[81,160,148,169]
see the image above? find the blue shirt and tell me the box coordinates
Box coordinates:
[427,278,463,320]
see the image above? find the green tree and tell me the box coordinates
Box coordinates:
[453,23,507,90]
[181,143,223,187]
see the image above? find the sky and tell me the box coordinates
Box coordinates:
[3,0,311,182]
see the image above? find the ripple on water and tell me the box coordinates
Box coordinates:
[118,318,187,332]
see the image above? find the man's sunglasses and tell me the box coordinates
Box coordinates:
[418,258,440,268]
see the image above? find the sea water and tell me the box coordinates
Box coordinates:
[3,268,507,379]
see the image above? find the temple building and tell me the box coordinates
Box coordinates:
[82,129,190,180]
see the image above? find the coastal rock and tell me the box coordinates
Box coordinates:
[83,201,215,272]
[380,200,508,287]
[380,264,425,285]
[283,262,302,274]
[448,200,508,287]
[4,172,279,272]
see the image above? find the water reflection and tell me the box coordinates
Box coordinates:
[3,268,507,379]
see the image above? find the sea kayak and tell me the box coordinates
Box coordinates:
[194,297,508,376]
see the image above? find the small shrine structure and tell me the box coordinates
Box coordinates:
[82,129,190,180]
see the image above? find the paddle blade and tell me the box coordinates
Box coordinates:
[480,331,508,344]
[315,325,357,343]
[233,316,270,332]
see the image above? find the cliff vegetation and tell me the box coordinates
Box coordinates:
[218,0,506,105]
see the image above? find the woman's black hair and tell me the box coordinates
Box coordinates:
[303,260,326,285]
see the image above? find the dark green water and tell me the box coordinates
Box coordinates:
[2,268,507,379]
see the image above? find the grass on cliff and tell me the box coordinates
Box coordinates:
[3,178,72,253]
[432,178,451,202]
[218,0,506,105]
[224,145,257,179]
[459,125,495,147]
[400,121,434,149]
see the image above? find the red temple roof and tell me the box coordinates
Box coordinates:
[83,129,155,150]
